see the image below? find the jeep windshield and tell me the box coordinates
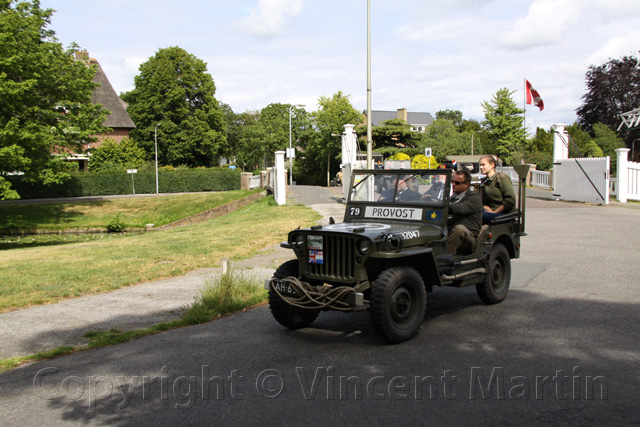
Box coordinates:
[350,170,450,205]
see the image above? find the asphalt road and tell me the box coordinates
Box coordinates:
[1,194,640,425]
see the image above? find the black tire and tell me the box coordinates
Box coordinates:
[369,266,426,343]
[269,260,320,330]
[476,243,511,304]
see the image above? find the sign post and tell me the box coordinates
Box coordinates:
[127,169,137,195]
[425,147,432,169]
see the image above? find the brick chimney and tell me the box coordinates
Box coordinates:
[397,108,407,122]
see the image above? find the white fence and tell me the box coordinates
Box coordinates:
[249,175,261,189]
[626,162,640,200]
[553,157,609,204]
[615,148,640,202]
[500,166,551,190]
[531,170,551,189]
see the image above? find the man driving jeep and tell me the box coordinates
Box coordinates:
[447,169,482,255]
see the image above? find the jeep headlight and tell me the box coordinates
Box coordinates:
[357,239,371,255]
[293,233,305,249]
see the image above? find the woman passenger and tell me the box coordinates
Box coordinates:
[478,155,516,223]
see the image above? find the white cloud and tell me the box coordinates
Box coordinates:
[501,0,582,49]
[231,0,304,37]
[585,30,640,65]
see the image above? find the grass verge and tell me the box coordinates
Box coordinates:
[0,190,263,233]
[0,196,318,311]
[0,269,269,372]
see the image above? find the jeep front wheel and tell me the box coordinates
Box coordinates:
[476,243,511,304]
[269,260,320,330]
[369,266,426,343]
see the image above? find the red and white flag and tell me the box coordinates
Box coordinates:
[525,79,544,111]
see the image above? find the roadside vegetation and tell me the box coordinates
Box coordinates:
[0,269,268,372]
[0,196,319,312]
[0,190,262,233]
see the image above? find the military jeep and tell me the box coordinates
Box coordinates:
[266,167,529,343]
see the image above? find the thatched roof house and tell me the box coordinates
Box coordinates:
[69,51,136,169]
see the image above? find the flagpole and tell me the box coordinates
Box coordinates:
[523,78,527,154]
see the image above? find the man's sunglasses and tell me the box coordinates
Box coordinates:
[452,180,468,185]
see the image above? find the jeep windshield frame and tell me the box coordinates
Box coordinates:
[349,170,451,206]
[344,169,452,225]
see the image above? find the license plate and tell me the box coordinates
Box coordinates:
[273,280,297,296]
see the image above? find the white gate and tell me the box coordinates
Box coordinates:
[553,157,609,204]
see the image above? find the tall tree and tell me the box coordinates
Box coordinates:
[436,109,463,130]
[482,88,525,165]
[0,0,107,199]
[363,118,424,149]
[527,127,553,154]
[122,46,226,167]
[576,53,640,146]
[302,92,361,185]
[220,103,260,167]
[566,123,602,157]
[419,119,467,161]
[593,122,624,171]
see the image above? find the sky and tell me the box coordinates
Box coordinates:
[40,0,640,133]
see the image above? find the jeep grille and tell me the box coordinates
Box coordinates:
[306,234,356,282]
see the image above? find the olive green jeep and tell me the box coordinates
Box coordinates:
[266,167,529,343]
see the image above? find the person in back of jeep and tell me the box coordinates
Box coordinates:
[447,169,482,255]
[479,154,516,223]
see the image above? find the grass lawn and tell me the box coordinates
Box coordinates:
[0,190,262,232]
[0,197,320,312]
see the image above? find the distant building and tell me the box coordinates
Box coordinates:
[363,108,434,132]
[70,51,136,170]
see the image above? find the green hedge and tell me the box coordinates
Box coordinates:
[7,168,242,199]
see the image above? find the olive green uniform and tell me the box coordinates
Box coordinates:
[447,190,482,254]
[480,172,516,213]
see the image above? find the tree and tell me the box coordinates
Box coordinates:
[419,119,467,162]
[122,46,226,167]
[576,53,640,146]
[566,123,602,157]
[593,122,624,158]
[525,127,553,170]
[220,103,260,167]
[301,92,361,185]
[0,0,107,199]
[362,118,424,149]
[482,88,525,165]
[593,122,624,172]
[88,138,146,171]
[527,127,553,154]
[436,109,463,130]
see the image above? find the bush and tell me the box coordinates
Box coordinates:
[6,167,242,199]
[89,138,146,172]
[106,214,125,233]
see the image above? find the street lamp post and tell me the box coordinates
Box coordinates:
[471,133,475,156]
[471,130,482,155]
[154,123,159,194]
[288,104,304,185]
[366,0,373,168]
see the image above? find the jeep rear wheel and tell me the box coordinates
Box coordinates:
[269,260,320,330]
[369,266,426,343]
[476,243,511,304]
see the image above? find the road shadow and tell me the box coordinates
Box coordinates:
[1,289,636,425]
